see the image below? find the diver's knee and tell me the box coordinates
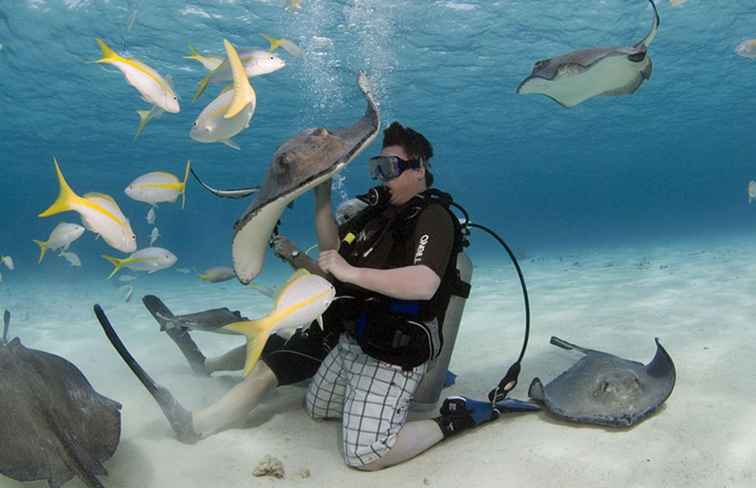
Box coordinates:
[350,460,385,471]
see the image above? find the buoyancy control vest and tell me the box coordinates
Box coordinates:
[332,188,471,370]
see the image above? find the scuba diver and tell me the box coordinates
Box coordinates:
[304,121,534,470]
[93,121,535,460]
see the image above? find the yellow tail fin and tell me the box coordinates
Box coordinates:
[223,319,272,376]
[38,158,83,218]
[184,44,201,61]
[180,160,191,209]
[193,75,210,102]
[222,39,255,119]
[95,37,120,64]
[102,255,126,279]
[260,33,303,56]
[261,33,281,52]
[135,110,152,140]
[32,240,48,264]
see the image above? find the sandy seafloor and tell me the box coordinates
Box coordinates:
[1,235,755,488]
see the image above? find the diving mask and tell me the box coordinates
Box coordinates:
[368,155,422,182]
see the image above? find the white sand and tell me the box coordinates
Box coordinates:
[1,236,755,488]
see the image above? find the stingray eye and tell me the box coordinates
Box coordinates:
[628,51,646,62]
[534,59,548,68]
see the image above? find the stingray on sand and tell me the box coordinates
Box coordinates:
[529,336,676,427]
[0,310,122,488]
[231,71,380,284]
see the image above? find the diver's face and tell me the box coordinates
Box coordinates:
[379,145,426,206]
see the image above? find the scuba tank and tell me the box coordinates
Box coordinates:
[412,251,472,411]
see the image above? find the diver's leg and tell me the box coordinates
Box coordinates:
[191,360,279,437]
[193,329,322,437]
[358,420,443,470]
[305,339,347,420]
[337,337,428,469]
[205,345,246,373]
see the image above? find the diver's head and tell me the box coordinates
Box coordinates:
[368,122,434,206]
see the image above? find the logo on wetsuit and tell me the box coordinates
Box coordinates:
[414,234,430,264]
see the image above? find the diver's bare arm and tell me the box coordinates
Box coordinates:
[350,265,441,301]
[314,182,340,251]
[288,253,330,280]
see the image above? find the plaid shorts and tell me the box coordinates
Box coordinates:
[305,334,427,467]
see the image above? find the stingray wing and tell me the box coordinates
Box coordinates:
[231,72,380,283]
[531,337,675,427]
[0,341,121,487]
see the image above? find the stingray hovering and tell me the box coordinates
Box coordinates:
[231,71,380,284]
[516,0,660,108]
[528,336,676,427]
[0,310,122,488]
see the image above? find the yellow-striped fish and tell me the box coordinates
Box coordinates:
[95,37,180,114]
[102,247,177,279]
[190,40,256,149]
[39,158,136,253]
[222,269,335,375]
[124,161,191,208]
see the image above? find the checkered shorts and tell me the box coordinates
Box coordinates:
[305,334,427,467]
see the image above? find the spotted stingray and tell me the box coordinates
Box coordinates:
[231,71,380,284]
[529,336,676,427]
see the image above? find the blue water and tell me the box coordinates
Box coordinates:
[2,2,756,485]
[2,0,755,281]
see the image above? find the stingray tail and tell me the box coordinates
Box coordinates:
[636,0,660,49]
[181,160,191,209]
[47,416,108,488]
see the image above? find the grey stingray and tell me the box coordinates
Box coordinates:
[528,336,675,427]
[144,294,247,334]
[0,310,122,488]
[231,71,380,283]
[516,0,660,107]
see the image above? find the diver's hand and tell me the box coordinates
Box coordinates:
[318,250,358,283]
[271,235,298,261]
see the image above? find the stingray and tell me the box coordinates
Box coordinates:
[231,71,380,284]
[0,310,122,488]
[528,336,675,427]
[516,0,660,107]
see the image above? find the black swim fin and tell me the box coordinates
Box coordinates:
[94,304,201,444]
